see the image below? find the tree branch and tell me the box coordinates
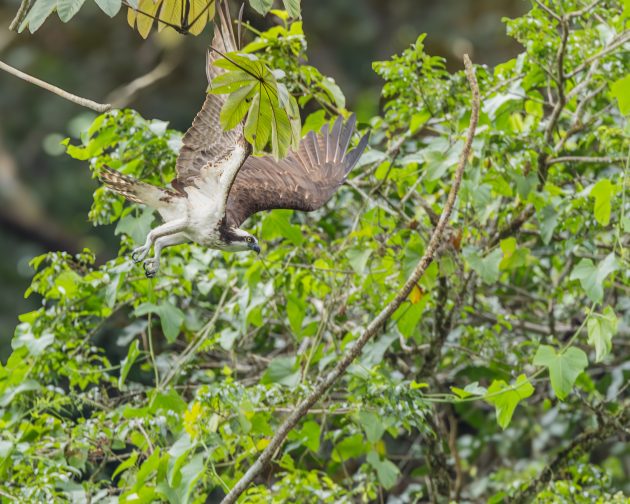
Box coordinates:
[219,54,480,504]
[509,406,630,504]
[547,156,625,165]
[0,59,112,113]
[106,55,179,108]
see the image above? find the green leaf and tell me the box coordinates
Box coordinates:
[261,356,300,387]
[569,253,619,303]
[357,410,386,443]
[319,77,346,108]
[394,298,427,338]
[135,301,185,343]
[115,208,155,245]
[244,93,272,151]
[302,110,327,135]
[112,451,139,479]
[22,0,57,32]
[538,205,558,244]
[220,82,256,130]
[533,345,588,400]
[484,374,534,429]
[288,420,320,452]
[12,325,54,357]
[94,0,122,17]
[499,237,529,270]
[590,178,614,226]
[410,110,430,133]
[611,74,630,115]
[463,247,503,284]
[451,381,487,399]
[249,0,273,15]
[286,293,306,335]
[119,340,141,389]
[587,306,618,362]
[261,210,303,245]
[346,247,372,275]
[282,0,301,18]
[57,0,86,22]
[366,451,400,490]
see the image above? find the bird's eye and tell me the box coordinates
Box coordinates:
[247,236,253,243]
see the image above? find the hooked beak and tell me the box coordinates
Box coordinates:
[249,243,261,254]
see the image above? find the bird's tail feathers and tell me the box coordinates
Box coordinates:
[99,166,179,209]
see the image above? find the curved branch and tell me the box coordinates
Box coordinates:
[0,60,111,113]
[219,54,480,504]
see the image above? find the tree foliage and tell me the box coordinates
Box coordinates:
[1,0,629,502]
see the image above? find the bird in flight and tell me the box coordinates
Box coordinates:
[100,2,368,277]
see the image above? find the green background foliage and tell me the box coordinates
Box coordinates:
[1,0,629,502]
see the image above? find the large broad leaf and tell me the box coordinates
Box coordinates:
[484,374,534,429]
[611,74,630,115]
[463,247,503,284]
[119,340,141,389]
[357,411,386,443]
[115,208,155,245]
[569,253,619,303]
[589,178,614,227]
[20,0,57,33]
[57,0,86,22]
[282,0,301,18]
[249,0,273,15]
[366,451,400,490]
[211,52,301,159]
[261,356,300,387]
[533,345,588,400]
[127,0,215,38]
[94,0,122,17]
[134,301,185,343]
[219,82,257,130]
[587,306,618,362]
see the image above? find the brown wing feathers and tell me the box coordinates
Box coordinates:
[173,0,241,192]
[225,115,368,227]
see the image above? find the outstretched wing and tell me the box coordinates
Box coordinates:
[225,115,368,227]
[173,1,243,192]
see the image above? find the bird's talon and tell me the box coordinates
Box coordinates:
[132,247,148,263]
[143,259,159,278]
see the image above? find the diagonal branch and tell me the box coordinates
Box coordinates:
[509,405,630,504]
[0,59,112,113]
[219,54,480,504]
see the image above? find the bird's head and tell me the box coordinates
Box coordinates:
[222,227,260,254]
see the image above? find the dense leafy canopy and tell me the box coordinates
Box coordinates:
[2,0,629,502]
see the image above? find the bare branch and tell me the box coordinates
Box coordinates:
[219,54,480,504]
[547,155,625,165]
[106,56,179,108]
[0,59,112,113]
[534,0,562,22]
[568,0,603,18]
[566,30,630,79]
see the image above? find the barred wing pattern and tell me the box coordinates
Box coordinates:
[173,1,242,192]
[225,115,368,227]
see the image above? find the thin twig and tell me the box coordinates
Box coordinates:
[0,60,111,113]
[8,0,33,32]
[106,56,179,108]
[219,54,480,504]
[547,156,625,165]
[566,31,630,79]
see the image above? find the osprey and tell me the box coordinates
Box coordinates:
[100,3,368,277]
